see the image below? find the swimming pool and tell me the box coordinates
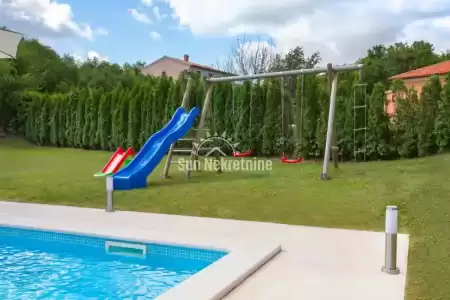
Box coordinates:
[0,226,227,299]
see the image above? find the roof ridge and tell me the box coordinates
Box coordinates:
[142,55,234,75]
[171,56,230,74]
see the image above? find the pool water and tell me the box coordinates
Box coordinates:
[0,226,227,300]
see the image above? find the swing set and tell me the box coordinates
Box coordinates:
[227,75,306,162]
[230,84,254,157]
[162,63,363,180]
[279,76,303,164]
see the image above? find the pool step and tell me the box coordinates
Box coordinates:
[105,241,147,258]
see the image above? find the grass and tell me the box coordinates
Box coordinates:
[1,137,449,300]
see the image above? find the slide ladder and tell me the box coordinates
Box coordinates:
[94,147,135,177]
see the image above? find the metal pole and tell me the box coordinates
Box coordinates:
[382,205,400,274]
[105,176,114,212]
[281,77,285,155]
[180,77,194,109]
[320,72,339,180]
[299,74,304,148]
[162,143,175,179]
[208,64,363,83]
[162,76,193,179]
[327,63,339,169]
[188,84,214,178]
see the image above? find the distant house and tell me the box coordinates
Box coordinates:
[141,54,233,79]
[385,60,450,115]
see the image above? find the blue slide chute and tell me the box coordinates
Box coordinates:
[113,107,200,190]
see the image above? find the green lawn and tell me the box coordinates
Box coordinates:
[1,137,449,300]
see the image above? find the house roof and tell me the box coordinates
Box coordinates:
[389,60,450,80]
[0,27,23,35]
[144,55,234,75]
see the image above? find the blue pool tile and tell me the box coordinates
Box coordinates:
[0,226,227,263]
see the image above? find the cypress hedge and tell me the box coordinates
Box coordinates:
[23,73,450,161]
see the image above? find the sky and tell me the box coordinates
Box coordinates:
[1,0,450,68]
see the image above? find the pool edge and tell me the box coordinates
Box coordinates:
[0,217,282,300]
[156,243,282,300]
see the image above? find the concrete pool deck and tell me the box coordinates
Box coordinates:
[0,201,409,300]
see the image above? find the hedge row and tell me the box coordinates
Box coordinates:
[23,73,450,160]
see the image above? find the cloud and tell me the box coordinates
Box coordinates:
[149,31,161,40]
[153,6,169,21]
[141,0,152,6]
[165,0,450,63]
[153,7,161,21]
[96,27,108,36]
[71,50,108,63]
[129,8,152,24]
[87,50,108,61]
[153,6,167,21]
[169,24,186,31]
[0,0,105,40]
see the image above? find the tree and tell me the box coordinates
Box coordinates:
[315,84,330,156]
[9,35,450,164]
[65,91,78,147]
[74,88,86,148]
[435,73,450,152]
[81,88,93,148]
[217,36,275,75]
[127,85,143,150]
[117,89,130,148]
[152,77,170,129]
[48,94,60,146]
[395,88,419,158]
[418,76,441,156]
[0,60,35,134]
[97,93,111,151]
[335,77,354,160]
[224,83,235,138]
[165,78,180,122]
[366,83,391,159]
[359,45,390,93]
[249,81,265,154]
[57,93,67,146]
[38,95,50,145]
[262,79,281,156]
[360,41,441,94]
[212,83,227,135]
[88,88,101,149]
[23,91,43,143]
[236,81,252,149]
[295,75,320,158]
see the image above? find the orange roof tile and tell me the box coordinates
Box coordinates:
[389,60,450,80]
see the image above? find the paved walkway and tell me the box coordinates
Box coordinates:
[0,201,409,300]
[224,226,409,300]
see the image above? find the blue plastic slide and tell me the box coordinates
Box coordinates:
[113,107,200,190]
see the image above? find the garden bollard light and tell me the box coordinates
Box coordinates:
[106,176,114,212]
[382,205,400,274]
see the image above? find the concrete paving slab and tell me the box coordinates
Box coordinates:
[0,201,408,300]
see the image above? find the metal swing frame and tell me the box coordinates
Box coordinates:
[163,63,363,180]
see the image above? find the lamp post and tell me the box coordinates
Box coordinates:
[382,205,400,274]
